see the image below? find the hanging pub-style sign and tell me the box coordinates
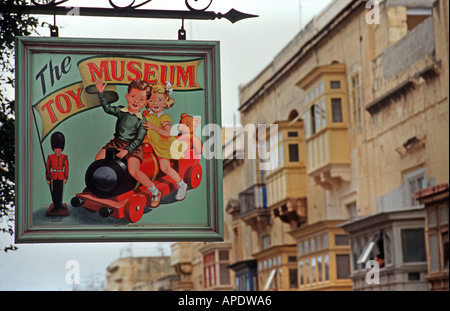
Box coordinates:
[15,37,223,243]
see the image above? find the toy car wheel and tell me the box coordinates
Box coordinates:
[184,164,202,189]
[71,197,84,207]
[124,194,146,223]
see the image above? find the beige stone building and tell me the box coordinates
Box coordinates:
[106,256,176,291]
[169,0,448,291]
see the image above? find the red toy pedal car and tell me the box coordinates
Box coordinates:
[71,143,202,223]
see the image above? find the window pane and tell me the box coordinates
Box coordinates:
[288,144,299,162]
[305,112,311,136]
[384,231,393,265]
[321,99,326,127]
[317,256,323,282]
[305,259,310,284]
[402,229,426,262]
[219,250,229,261]
[315,103,321,129]
[278,144,284,167]
[351,240,360,271]
[335,234,349,246]
[317,236,321,251]
[298,243,303,256]
[289,269,298,288]
[336,254,351,279]
[440,207,449,225]
[320,82,324,93]
[311,258,316,283]
[330,80,341,89]
[310,105,316,134]
[299,261,304,286]
[428,209,437,227]
[219,264,230,285]
[324,255,329,281]
[304,240,309,254]
[443,232,449,270]
[288,131,298,137]
[211,266,215,286]
[262,235,270,250]
[331,98,343,122]
[429,234,440,272]
[323,235,328,249]
[310,238,315,252]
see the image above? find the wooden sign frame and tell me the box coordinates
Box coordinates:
[15,37,223,243]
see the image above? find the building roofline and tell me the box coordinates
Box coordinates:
[238,0,362,113]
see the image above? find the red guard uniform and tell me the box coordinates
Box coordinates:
[46,153,69,209]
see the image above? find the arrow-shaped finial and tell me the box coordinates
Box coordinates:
[219,8,259,24]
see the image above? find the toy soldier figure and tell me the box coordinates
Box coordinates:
[46,131,69,216]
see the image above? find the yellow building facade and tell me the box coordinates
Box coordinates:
[169,0,448,291]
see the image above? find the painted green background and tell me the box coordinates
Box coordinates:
[30,52,210,228]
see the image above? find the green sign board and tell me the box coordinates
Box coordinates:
[15,37,223,243]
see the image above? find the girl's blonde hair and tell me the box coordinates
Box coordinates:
[152,84,175,109]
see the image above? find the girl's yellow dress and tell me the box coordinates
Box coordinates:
[144,111,176,159]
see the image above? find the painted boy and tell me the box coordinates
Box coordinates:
[95,79,162,208]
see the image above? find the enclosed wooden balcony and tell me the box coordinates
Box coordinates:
[297,64,351,189]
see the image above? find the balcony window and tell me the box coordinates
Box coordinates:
[429,234,440,272]
[289,268,298,289]
[358,233,381,265]
[331,98,343,123]
[288,144,299,162]
[203,252,216,288]
[323,234,328,249]
[401,228,426,263]
[426,204,449,273]
[310,105,316,134]
[311,258,317,283]
[305,111,311,137]
[299,261,304,286]
[315,102,322,130]
[317,256,323,282]
[336,254,351,279]
[443,232,449,270]
[320,99,326,127]
[203,249,231,289]
[305,259,310,284]
[330,80,341,89]
[262,235,270,250]
[351,239,361,272]
[324,254,329,281]
[335,235,349,246]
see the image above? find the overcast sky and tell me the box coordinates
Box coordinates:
[0,0,332,291]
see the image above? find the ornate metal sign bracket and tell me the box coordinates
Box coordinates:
[0,0,258,39]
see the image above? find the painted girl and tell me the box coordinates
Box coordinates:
[143,82,188,201]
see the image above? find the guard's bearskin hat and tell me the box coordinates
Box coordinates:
[50,131,65,152]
